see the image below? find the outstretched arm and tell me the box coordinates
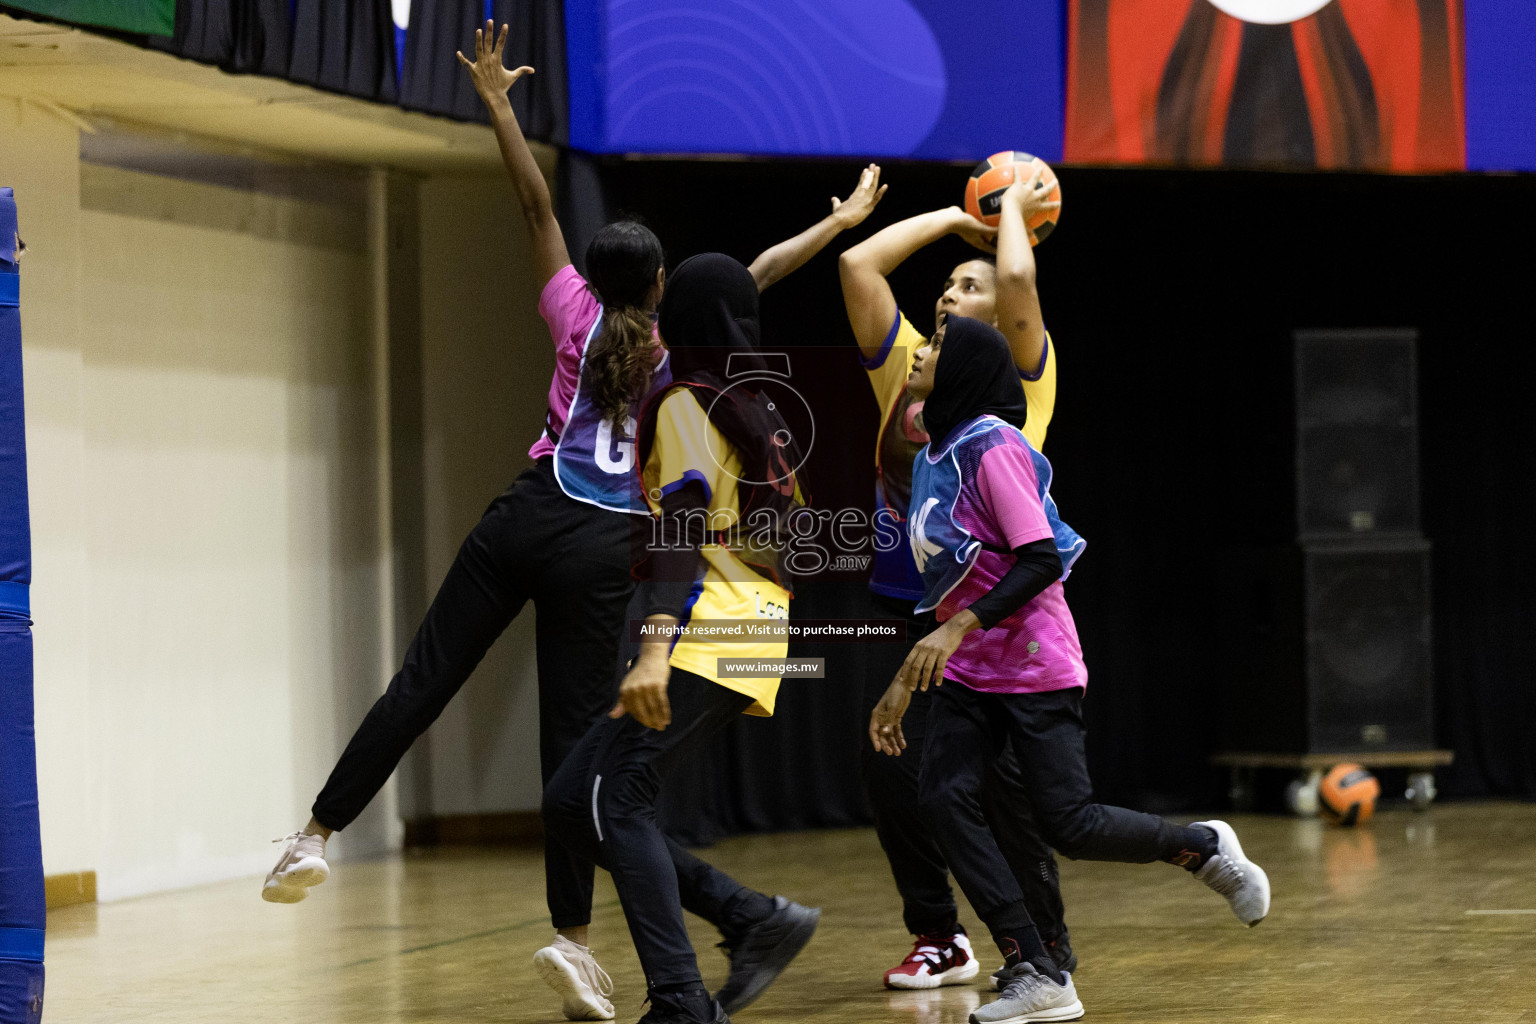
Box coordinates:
[994,168,1060,374]
[747,163,888,293]
[838,207,997,361]
[459,21,570,288]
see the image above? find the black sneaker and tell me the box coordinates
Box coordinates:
[637,988,728,1024]
[989,934,1077,990]
[712,895,821,1014]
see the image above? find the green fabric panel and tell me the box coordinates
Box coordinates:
[2,0,174,36]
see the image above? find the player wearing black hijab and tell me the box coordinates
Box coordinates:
[873,317,1272,1024]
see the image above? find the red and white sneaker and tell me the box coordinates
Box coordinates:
[882,930,981,990]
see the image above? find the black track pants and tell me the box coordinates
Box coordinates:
[312,458,636,929]
[918,683,1202,937]
[859,591,1068,942]
[543,669,769,989]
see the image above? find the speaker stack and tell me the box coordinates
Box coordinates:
[1218,330,1448,809]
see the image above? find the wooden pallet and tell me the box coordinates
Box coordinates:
[1213,749,1453,812]
[1213,750,1453,771]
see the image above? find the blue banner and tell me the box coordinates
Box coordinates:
[1465,0,1536,171]
[565,0,1063,161]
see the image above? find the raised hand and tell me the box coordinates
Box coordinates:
[456,21,534,100]
[831,163,890,229]
[949,206,998,252]
[1001,165,1062,222]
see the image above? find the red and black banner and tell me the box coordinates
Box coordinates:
[1066,0,1464,170]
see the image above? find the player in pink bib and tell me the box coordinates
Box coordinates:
[872,316,1273,1024]
[263,22,889,1024]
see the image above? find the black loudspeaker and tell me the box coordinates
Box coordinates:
[1220,330,1433,755]
[1222,541,1433,753]
[1295,329,1419,538]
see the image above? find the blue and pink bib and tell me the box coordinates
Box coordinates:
[908,415,1085,615]
[552,312,673,514]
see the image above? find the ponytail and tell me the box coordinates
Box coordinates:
[583,218,666,425]
[586,305,656,427]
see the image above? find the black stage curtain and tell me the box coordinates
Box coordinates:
[399,0,566,141]
[148,0,293,79]
[587,160,1536,841]
[555,150,609,278]
[288,0,397,103]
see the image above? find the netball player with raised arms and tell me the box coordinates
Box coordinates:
[839,168,1075,988]
[259,22,886,1023]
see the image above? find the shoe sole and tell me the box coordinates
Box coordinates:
[885,957,981,990]
[970,998,1085,1024]
[717,905,821,1014]
[260,857,329,904]
[532,947,615,1021]
[260,882,306,904]
[1199,819,1271,927]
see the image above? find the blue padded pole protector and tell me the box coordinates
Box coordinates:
[0,186,44,1024]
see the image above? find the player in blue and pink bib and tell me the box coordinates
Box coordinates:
[266,22,892,1024]
[840,171,1075,991]
[533,235,674,514]
[906,407,1086,696]
[871,316,1273,1024]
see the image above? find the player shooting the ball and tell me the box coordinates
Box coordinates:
[838,169,1076,990]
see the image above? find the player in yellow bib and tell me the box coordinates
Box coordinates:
[838,172,1074,989]
[543,254,817,1024]
[637,383,794,715]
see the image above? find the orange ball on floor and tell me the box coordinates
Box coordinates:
[1319,763,1381,826]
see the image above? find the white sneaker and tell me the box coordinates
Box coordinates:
[533,935,616,1021]
[970,963,1083,1024]
[1192,819,1271,926]
[261,831,330,904]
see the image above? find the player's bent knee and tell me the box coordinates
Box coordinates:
[1038,806,1095,860]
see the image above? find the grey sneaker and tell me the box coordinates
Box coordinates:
[989,934,1077,990]
[261,831,329,903]
[970,963,1083,1024]
[1193,819,1271,926]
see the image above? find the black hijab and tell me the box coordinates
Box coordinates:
[639,253,802,511]
[655,252,767,385]
[921,315,1030,450]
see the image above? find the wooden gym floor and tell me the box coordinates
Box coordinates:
[44,803,1536,1023]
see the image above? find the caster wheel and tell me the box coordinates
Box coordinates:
[1229,769,1255,812]
[1406,771,1437,811]
[1285,771,1320,817]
